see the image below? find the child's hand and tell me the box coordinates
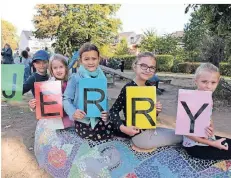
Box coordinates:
[205,124,214,138]
[29,99,36,110]
[73,109,86,120]
[212,138,229,150]
[120,125,140,136]
[156,101,162,114]
[101,111,108,122]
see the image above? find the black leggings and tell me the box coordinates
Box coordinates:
[184,136,231,160]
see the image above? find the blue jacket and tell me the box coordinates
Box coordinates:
[63,73,84,122]
[68,51,79,69]
[63,69,108,128]
[1,48,14,64]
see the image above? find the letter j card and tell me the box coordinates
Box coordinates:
[79,78,107,118]
[175,89,212,137]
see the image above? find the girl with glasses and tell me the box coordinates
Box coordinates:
[109,52,182,152]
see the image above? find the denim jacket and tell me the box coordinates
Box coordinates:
[63,70,109,128]
[63,73,81,121]
[63,72,99,127]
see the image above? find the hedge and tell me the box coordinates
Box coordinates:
[108,55,174,71]
[219,63,231,76]
[171,62,201,74]
[228,56,231,64]
[108,55,135,70]
[172,62,231,76]
[156,55,174,72]
[108,55,231,76]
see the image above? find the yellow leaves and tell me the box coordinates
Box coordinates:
[1,19,18,50]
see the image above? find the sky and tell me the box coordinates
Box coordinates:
[1,2,192,36]
[116,4,191,35]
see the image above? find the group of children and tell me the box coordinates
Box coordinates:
[23,42,230,161]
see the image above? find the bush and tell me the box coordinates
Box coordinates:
[156,55,174,72]
[107,58,120,69]
[109,54,175,71]
[172,62,201,74]
[171,62,231,76]
[171,57,184,73]
[107,55,231,76]
[219,63,231,76]
[228,56,231,64]
[213,79,231,105]
[108,55,136,70]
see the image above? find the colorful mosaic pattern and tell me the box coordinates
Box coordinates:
[34,120,231,178]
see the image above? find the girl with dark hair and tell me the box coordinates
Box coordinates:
[63,42,114,141]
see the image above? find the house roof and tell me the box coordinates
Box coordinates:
[119,32,135,38]
[115,32,143,45]
[134,34,143,44]
[22,30,33,40]
[171,31,184,38]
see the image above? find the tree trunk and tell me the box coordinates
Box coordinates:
[210,36,225,68]
[214,78,231,106]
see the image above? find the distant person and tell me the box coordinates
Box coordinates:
[26,47,33,58]
[1,43,14,64]
[120,60,125,72]
[44,47,51,55]
[26,47,36,73]
[148,73,165,94]
[119,60,125,79]
[14,55,22,64]
[148,73,159,88]
[103,59,108,66]
[68,51,79,73]
[21,50,32,83]
[13,50,19,59]
[100,58,107,66]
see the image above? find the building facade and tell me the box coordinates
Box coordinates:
[19,30,55,54]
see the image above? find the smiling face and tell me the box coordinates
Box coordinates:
[33,60,48,75]
[133,56,156,81]
[195,70,220,92]
[80,50,100,72]
[51,59,67,80]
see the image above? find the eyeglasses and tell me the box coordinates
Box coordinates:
[136,63,156,72]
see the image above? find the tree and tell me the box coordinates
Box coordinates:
[185,4,231,104]
[99,44,115,58]
[115,38,129,55]
[183,8,208,61]
[156,35,179,55]
[139,29,158,53]
[1,19,18,50]
[200,35,225,66]
[185,4,231,66]
[33,4,122,56]
[140,29,179,55]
